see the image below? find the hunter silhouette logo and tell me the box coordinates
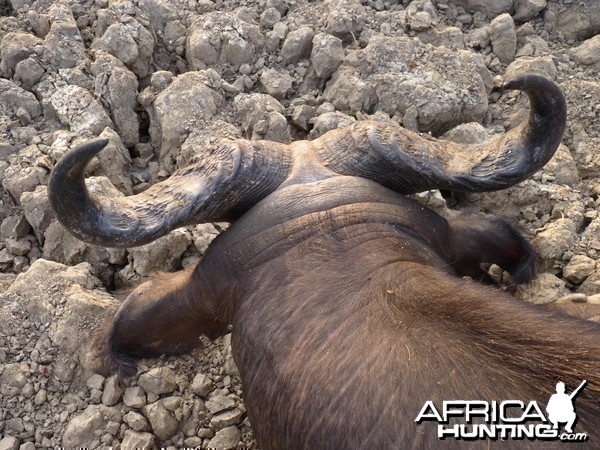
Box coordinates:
[546,380,586,434]
[415,380,589,442]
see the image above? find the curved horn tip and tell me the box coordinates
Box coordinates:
[502,74,559,92]
[74,137,110,156]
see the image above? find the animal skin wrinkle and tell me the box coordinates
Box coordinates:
[230,205,442,269]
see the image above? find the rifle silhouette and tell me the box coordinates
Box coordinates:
[569,380,587,400]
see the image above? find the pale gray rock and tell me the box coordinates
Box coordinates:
[206,392,236,414]
[260,68,293,99]
[308,111,356,139]
[86,373,105,391]
[281,26,314,63]
[186,12,260,69]
[92,19,154,78]
[0,32,42,74]
[552,0,600,40]
[291,104,316,131]
[138,0,177,34]
[533,219,578,263]
[260,7,281,29]
[121,430,157,450]
[234,93,290,143]
[128,228,192,277]
[0,215,31,240]
[207,426,241,450]
[0,79,42,119]
[62,405,121,448]
[142,401,180,441]
[310,33,344,79]
[504,56,557,81]
[138,367,178,395]
[106,67,139,147]
[569,35,600,67]
[191,373,214,398]
[2,165,47,207]
[324,36,489,134]
[517,273,569,305]
[4,237,32,256]
[0,363,29,389]
[325,0,366,41]
[211,408,243,428]
[0,436,20,450]
[43,2,86,69]
[20,186,53,243]
[578,270,600,296]
[489,14,516,64]
[449,0,513,17]
[149,71,223,168]
[102,375,122,406]
[123,411,150,431]
[124,386,147,408]
[442,122,488,145]
[47,85,113,135]
[513,0,546,22]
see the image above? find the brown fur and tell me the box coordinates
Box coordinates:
[98,181,600,449]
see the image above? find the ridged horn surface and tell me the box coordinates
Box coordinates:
[312,75,566,193]
[48,139,292,247]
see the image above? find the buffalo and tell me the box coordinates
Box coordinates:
[48,75,600,449]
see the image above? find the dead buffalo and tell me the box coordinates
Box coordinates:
[48,75,600,449]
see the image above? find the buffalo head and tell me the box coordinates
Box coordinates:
[48,75,600,448]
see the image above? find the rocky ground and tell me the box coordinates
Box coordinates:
[0,0,599,448]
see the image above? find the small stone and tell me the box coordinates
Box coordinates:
[517,273,569,305]
[102,375,122,406]
[207,426,241,450]
[409,11,432,31]
[19,442,35,450]
[34,389,47,405]
[123,411,149,431]
[87,373,106,391]
[569,35,600,67]
[513,0,547,22]
[162,396,182,411]
[563,255,596,285]
[1,215,31,240]
[310,33,344,79]
[121,430,157,450]
[183,436,203,447]
[281,26,314,63]
[260,7,281,29]
[206,393,236,414]
[138,367,177,395]
[142,401,180,441]
[0,436,20,450]
[124,386,147,408]
[260,68,293,99]
[191,373,214,397]
[210,408,243,428]
[489,13,517,64]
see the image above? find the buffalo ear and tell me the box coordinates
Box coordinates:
[447,213,537,285]
[101,269,228,377]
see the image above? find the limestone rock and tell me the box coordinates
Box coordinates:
[281,26,314,64]
[489,14,516,64]
[47,85,113,135]
[138,367,178,395]
[121,430,157,450]
[310,33,344,79]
